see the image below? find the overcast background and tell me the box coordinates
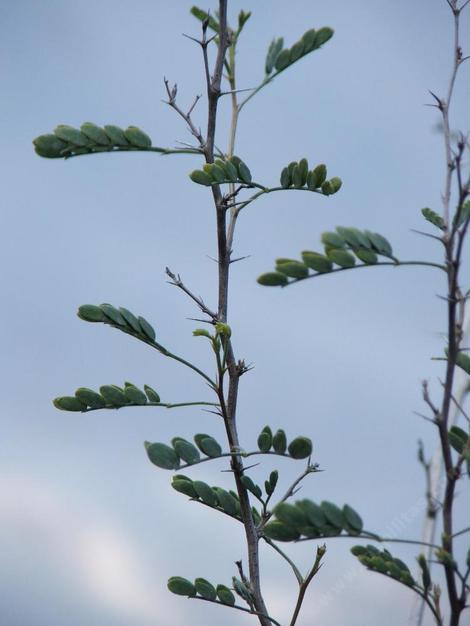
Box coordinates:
[1,1,470,625]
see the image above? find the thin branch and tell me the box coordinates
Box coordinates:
[166,267,218,321]
[289,545,326,626]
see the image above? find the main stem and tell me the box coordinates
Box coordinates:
[204,3,270,624]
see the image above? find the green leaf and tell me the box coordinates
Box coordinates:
[422,207,445,230]
[99,385,129,406]
[274,48,291,71]
[80,122,110,145]
[77,304,106,322]
[172,439,201,464]
[355,248,378,264]
[276,260,309,278]
[195,578,217,601]
[53,396,86,411]
[273,429,287,454]
[241,475,262,499]
[264,521,300,542]
[448,426,468,454]
[190,6,219,33]
[99,303,126,326]
[326,248,356,268]
[33,134,67,158]
[124,126,151,148]
[321,231,344,249]
[143,384,160,403]
[343,504,363,533]
[265,37,284,75]
[145,442,180,470]
[220,159,238,182]
[137,316,156,341]
[274,502,307,529]
[257,431,272,453]
[364,231,393,257]
[289,40,305,63]
[280,166,291,188]
[193,480,218,507]
[103,125,129,146]
[455,351,470,375]
[288,436,312,459]
[207,163,226,183]
[301,28,317,52]
[265,470,278,497]
[54,125,89,146]
[190,169,213,186]
[167,576,196,597]
[75,387,106,409]
[297,499,326,529]
[455,200,470,228]
[213,488,239,516]
[257,272,288,286]
[122,384,148,405]
[195,434,222,458]
[237,161,252,184]
[417,554,431,591]
[171,477,198,497]
[336,227,362,248]
[301,251,333,273]
[312,27,334,49]
[328,177,342,194]
[310,164,327,188]
[216,584,235,606]
[321,501,344,529]
[119,307,141,333]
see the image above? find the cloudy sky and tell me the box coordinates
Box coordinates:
[1,1,469,625]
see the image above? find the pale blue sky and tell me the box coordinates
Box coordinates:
[1,1,469,625]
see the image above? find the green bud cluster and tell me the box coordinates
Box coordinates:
[279,159,341,196]
[77,303,156,341]
[265,27,334,75]
[53,382,160,411]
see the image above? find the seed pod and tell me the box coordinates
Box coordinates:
[280,167,291,188]
[167,576,196,597]
[288,436,312,459]
[53,396,86,411]
[124,126,151,148]
[274,502,307,529]
[237,161,252,184]
[216,584,235,606]
[195,578,217,601]
[103,125,128,146]
[264,521,300,542]
[77,304,106,322]
[54,125,89,146]
[276,261,309,279]
[193,480,218,507]
[321,501,344,530]
[171,477,198,497]
[297,499,326,529]
[99,385,129,406]
[190,170,213,186]
[273,429,287,454]
[274,48,291,71]
[311,164,327,187]
[173,439,200,464]
[99,303,126,326]
[80,122,110,145]
[301,28,317,52]
[33,134,68,158]
[257,272,288,287]
[342,504,363,534]
[312,27,334,49]
[122,384,147,405]
[326,248,356,268]
[119,307,141,333]
[143,384,160,403]
[355,248,378,264]
[213,488,238,516]
[301,251,333,273]
[241,475,262,499]
[145,442,180,470]
[75,387,106,409]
